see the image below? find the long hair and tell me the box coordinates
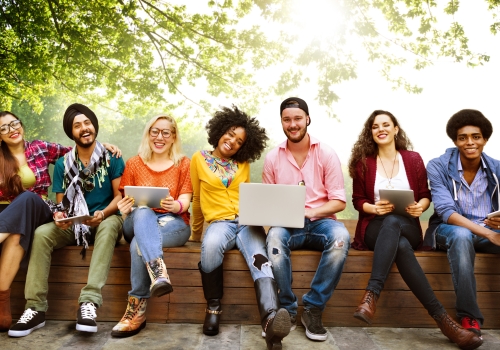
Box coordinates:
[348,110,413,179]
[0,111,24,197]
[138,114,184,165]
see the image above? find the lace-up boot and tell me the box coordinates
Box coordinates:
[146,257,173,297]
[76,302,97,332]
[433,312,483,350]
[0,288,11,331]
[8,308,45,337]
[111,296,147,337]
[353,290,379,324]
[301,306,327,341]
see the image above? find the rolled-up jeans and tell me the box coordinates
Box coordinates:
[266,218,350,316]
[435,223,500,325]
[200,218,273,280]
[123,207,190,299]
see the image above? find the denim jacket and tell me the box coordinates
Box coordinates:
[423,147,500,249]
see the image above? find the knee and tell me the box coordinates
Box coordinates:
[267,227,288,247]
[132,207,156,222]
[397,237,413,254]
[448,227,473,249]
[327,227,350,251]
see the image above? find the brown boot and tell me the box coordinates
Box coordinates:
[0,289,12,331]
[146,257,173,297]
[353,290,378,325]
[433,312,483,350]
[111,296,147,337]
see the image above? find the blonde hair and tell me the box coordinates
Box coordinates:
[138,114,184,165]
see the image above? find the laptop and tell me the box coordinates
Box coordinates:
[239,183,306,228]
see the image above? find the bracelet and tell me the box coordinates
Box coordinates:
[176,200,183,214]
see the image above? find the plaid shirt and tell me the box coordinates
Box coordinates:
[0,140,72,201]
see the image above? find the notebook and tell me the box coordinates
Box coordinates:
[238,183,306,228]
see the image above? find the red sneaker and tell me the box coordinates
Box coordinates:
[461,316,481,336]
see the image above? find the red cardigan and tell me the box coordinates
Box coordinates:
[351,150,431,250]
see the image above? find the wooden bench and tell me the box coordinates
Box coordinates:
[10,220,500,328]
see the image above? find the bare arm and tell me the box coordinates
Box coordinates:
[448,212,500,246]
[305,199,346,219]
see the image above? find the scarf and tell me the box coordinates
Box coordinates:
[60,141,109,253]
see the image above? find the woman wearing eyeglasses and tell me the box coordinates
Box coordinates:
[0,111,73,330]
[111,115,192,338]
[191,106,291,350]
[348,110,482,350]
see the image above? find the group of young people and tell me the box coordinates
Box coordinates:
[0,97,497,350]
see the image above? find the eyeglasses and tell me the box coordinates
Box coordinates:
[149,128,172,138]
[0,120,22,135]
[80,168,95,192]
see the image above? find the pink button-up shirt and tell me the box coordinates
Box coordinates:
[262,135,346,220]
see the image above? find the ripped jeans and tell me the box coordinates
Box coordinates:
[267,218,350,315]
[200,218,273,280]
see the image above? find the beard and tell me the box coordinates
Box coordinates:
[74,130,96,148]
[285,126,307,143]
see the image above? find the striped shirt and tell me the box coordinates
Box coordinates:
[456,156,491,225]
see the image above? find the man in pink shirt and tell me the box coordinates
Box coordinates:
[263,97,350,342]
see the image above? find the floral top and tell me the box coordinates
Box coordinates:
[201,150,238,188]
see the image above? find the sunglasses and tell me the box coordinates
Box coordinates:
[80,168,95,192]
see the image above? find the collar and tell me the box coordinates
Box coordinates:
[457,153,487,172]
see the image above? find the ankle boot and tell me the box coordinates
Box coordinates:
[146,257,173,297]
[199,262,223,336]
[111,295,147,338]
[353,290,378,325]
[433,312,483,350]
[255,277,291,350]
[0,289,12,331]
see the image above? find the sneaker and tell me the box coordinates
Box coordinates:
[262,314,297,337]
[8,308,46,337]
[76,302,97,332]
[461,316,481,336]
[301,307,327,341]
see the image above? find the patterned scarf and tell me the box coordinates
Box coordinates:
[201,150,238,188]
[60,141,109,251]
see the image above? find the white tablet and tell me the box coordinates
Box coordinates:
[379,189,415,217]
[487,209,500,219]
[56,215,94,225]
[124,186,170,208]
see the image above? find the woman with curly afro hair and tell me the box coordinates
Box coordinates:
[348,110,481,350]
[190,105,291,350]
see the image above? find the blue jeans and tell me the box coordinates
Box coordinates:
[200,219,273,280]
[123,207,190,298]
[435,223,500,325]
[266,218,350,315]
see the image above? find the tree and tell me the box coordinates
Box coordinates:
[1,1,497,115]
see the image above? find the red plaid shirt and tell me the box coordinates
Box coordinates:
[0,140,72,201]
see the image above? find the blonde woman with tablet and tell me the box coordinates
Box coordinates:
[348,110,481,350]
[111,115,192,337]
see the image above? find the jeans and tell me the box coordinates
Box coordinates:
[123,207,190,298]
[266,218,350,316]
[25,215,123,311]
[435,223,500,324]
[365,215,445,316]
[200,219,273,280]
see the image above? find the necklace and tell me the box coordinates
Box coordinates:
[378,153,397,189]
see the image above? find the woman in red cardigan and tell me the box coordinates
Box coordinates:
[348,110,481,350]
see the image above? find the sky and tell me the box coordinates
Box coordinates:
[174,0,500,166]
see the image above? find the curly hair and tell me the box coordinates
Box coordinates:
[206,105,268,163]
[0,111,24,197]
[446,109,493,141]
[348,110,413,179]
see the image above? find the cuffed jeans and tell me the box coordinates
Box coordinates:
[25,215,122,311]
[123,207,190,298]
[200,219,273,280]
[365,215,445,317]
[266,218,350,316]
[435,223,500,325]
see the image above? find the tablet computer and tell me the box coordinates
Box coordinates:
[56,215,94,225]
[487,209,500,219]
[124,186,170,208]
[379,189,414,217]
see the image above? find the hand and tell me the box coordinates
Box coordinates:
[406,201,423,218]
[304,207,315,219]
[374,200,394,215]
[83,211,104,228]
[53,211,72,230]
[485,216,500,231]
[118,196,135,215]
[160,196,177,212]
[102,143,122,158]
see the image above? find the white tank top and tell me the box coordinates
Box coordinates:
[374,152,411,202]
